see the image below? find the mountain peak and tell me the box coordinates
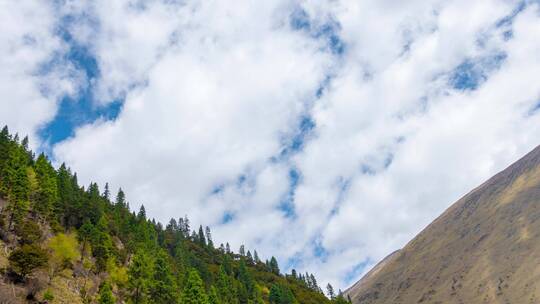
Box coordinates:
[346,144,540,303]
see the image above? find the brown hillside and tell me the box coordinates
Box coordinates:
[346,145,540,304]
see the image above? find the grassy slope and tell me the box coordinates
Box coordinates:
[347,145,540,304]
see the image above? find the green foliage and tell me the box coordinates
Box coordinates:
[269,284,297,304]
[208,286,221,304]
[48,232,80,277]
[34,153,58,216]
[216,266,236,304]
[332,295,350,304]
[16,220,42,245]
[182,269,209,304]
[150,250,178,304]
[92,217,114,272]
[128,250,153,303]
[238,260,255,300]
[98,281,116,304]
[8,244,48,278]
[0,126,333,304]
[108,258,129,288]
[269,257,280,275]
[43,289,54,301]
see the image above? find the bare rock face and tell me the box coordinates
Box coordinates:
[346,145,540,304]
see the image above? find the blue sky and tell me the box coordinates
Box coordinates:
[2,0,540,290]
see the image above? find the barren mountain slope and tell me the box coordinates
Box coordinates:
[346,145,540,304]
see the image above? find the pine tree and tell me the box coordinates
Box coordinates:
[150,250,178,304]
[128,250,153,303]
[198,225,206,246]
[182,215,190,237]
[34,153,58,217]
[5,143,30,227]
[181,270,209,304]
[138,205,146,221]
[269,284,282,304]
[116,188,126,208]
[205,226,214,249]
[309,274,320,292]
[238,260,255,299]
[253,250,260,263]
[103,182,110,200]
[8,244,48,280]
[98,281,116,304]
[269,256,280,275]
[246,250,253,265]
[326,283,335,300]
[92,217,113,272]
[77,220,94,262]
[225,243,231,254]
[216,266,235,304]
[208,286,221,304]
[269,284,297,304]
[239,245,245,256]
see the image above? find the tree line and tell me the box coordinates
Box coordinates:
[0,126,350,304]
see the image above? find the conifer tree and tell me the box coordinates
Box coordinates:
[78,220,94,262]
[326,283,335,300]
[208,286,221,304]
[116,188,126,208]
[5,144,30,227]
[128,250,153,303]
[269,284,297,304]
[253,250,260,263]
[150,250,178,304]
[269,256,280,275]
[239,245,245,256]
[182,215,190,237]
[216,266,235,304]
[138,205,146,221]
[205,226,214,249]
[198,225,206,246]
[309,274,320,292]
[8,244,48,280]
[98,281,116,304]
[34,153,58,217]
[103,182,110,200]
[181,270,209,304]
[238,260,255,299]
[92,217,113,272]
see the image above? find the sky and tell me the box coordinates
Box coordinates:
[2,0,540,290]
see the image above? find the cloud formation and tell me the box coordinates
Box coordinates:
[3,0,540,290]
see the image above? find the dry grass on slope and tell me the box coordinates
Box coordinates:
[347,145,540,304]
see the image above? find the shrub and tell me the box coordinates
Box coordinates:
[8,244,48,279]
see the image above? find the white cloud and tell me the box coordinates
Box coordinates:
[0,0,81,147]
[4,0,540,292]
[53,0,331,259]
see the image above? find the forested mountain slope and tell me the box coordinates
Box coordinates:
[346,144,540,303]
[0,126,342,304]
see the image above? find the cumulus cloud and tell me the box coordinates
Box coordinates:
[0,0,82,147]
[5,0,540,291]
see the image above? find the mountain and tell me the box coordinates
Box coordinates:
[0,126,334,304]
[346,144,540,303]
